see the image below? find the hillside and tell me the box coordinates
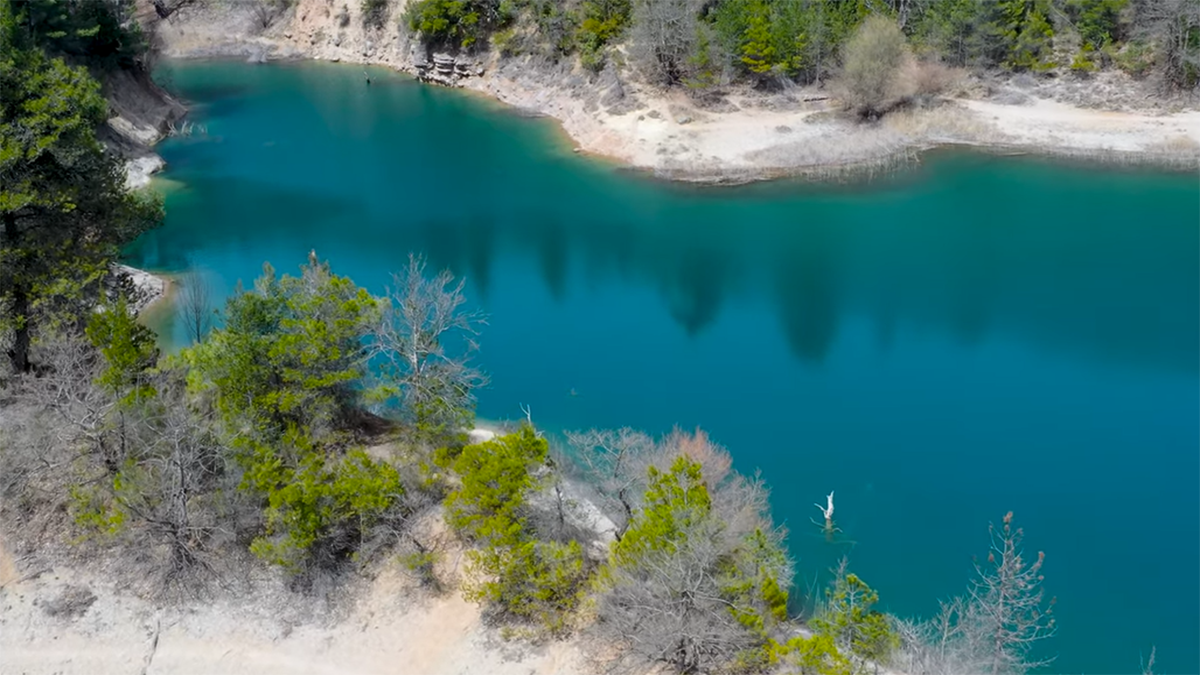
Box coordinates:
[142,0,1200,180]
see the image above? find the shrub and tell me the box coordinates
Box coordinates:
[837,15,911,118]
[812,566,899,668]
[444,425,547,538]
[246,431,405,573]
[446,427,590,630]
[778,633,854,675]
[405,0,498,49]
[465,537,589,631]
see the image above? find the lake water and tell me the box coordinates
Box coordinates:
[133,60,1200,674]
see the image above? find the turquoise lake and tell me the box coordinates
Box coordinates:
[132,60,1200,674]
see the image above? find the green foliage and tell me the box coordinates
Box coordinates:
[246,430,404,572]
[86,296,159,405]
[778,633,854,675]
[447,427,589,629]
[576,0,631,67]
[13,0,148,69]
[611,455,711,563]
[444,425,548,539]
[1067,0,1128,50]
[182,257,380,439]
[739,0,775,73]
[491,26,519,55]
[1070,45,1098,72]
[1,11,163,373]
[405,0,499,48]
[709,0,862,81]
[1107,38,1154,77]
[812,569,899,669]
[996,0,1056,70]
[69,482,126,535]
[465,537,588,631]
[912,0,985,66]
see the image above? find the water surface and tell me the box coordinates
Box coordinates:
[133,60,1200,674]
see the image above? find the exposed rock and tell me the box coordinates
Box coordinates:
[125,154,166,189]
[111,264,168,314]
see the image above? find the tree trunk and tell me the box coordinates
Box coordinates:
[3,212,31,374]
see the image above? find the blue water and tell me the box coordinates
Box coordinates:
[132,60,1200,673]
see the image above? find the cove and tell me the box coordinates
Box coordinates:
[131,60,1200,674]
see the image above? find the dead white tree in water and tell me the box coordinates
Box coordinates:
[1141,646,1157,675]
[813,490,840,540]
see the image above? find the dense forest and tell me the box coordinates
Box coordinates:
[401,0,1200,92]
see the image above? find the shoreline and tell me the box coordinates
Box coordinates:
[135,0,1200,186]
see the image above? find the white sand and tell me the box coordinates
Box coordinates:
[0,531,591,675]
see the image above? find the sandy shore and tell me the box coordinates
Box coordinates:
[140,0,1200,183]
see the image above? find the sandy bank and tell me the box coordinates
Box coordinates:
[140,0,1200,183]
[0,535,589,675]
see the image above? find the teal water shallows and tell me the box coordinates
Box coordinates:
[133,60,1199,674]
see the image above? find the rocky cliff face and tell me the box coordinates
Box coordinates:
[142,0,629,116]
[99,60,187,187]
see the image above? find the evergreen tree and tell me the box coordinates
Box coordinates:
[1,4,162,374]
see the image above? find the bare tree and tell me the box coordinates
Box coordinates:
[18,332,123,472]
[968,511,1056,675]
[178,270,213,345]
[630,0,702,85]
[591,430,792,674]
[892,512,1055,675]
[836,15,912,118]
[247,0,288,29]
[106,382,231,594]
[1136,0,1200,90]
[566,427,656,539]
[596,517,760,673]
[370,254,487,448]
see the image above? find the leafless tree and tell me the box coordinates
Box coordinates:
[836,15,912,118]
[591,429,792,674]
[565,427,656,539]
[892,512,1055,675]
[178,270,213,345]
[1135,0,1200,90]
[629,0,703,85]
[18,332,123,472]
[370,254,487,448]
[105,383,232,594]
[596,516,760,673]
[247,0,288,29]
[969,511,1056,675]
[894,597,990,675]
